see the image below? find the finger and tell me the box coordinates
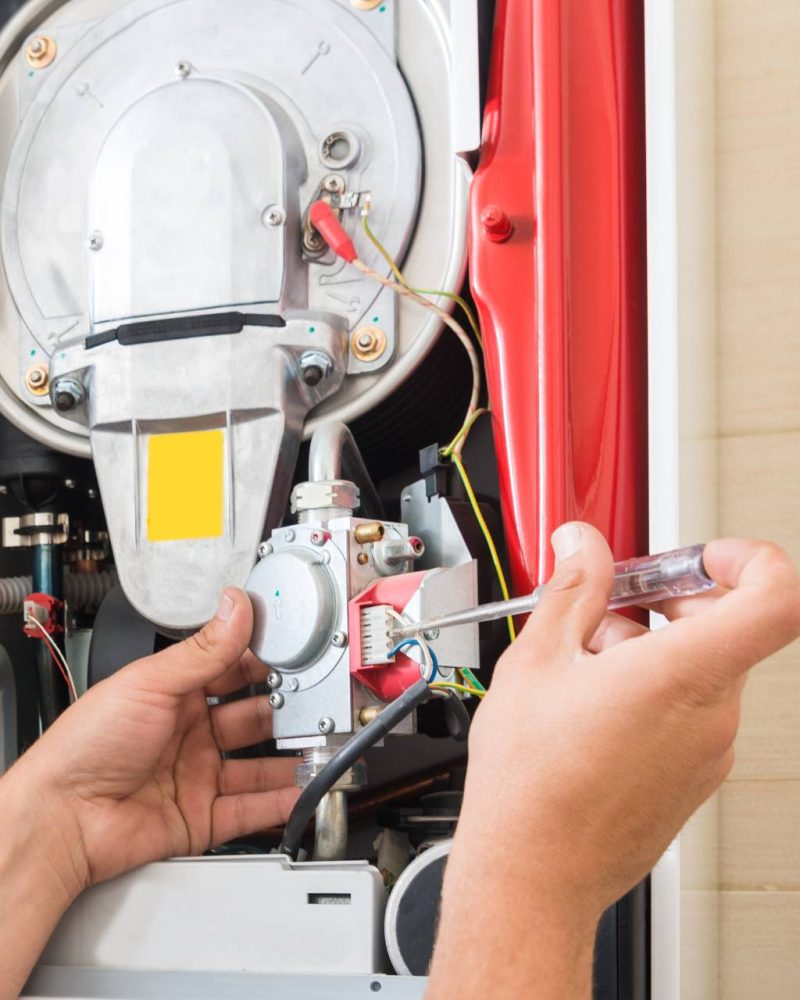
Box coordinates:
[135,589,254,698]
[618,539,800,691]
[210,694,274,751]
[211,786,301,844]
[220,757,298,796]
[587,612,649,653]
[520,522,615,656]
[206,650,268,698]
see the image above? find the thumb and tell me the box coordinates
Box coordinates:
[137,588,254,697]
[523,522,615,655]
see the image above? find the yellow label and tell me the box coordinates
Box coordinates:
[147,430,224,542]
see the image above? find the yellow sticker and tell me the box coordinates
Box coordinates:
[147,430,224,543]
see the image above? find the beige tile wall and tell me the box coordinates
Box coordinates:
[716,1,800,995]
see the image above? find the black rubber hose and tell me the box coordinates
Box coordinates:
[443,692,471,742]
[280,678,431,859]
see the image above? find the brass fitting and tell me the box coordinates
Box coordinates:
[354,522,385,545]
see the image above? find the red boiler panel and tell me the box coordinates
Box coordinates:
[471,0,649,594]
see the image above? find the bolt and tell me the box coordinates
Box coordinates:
[481,205,514,243]
[30,38,45,56]
[318,716,335,735]
[402,493,412,503]
[300,351,333,388]
[86,487,98,500]
[267,671,282,690]
[269,692,285,710]
[284,528,296,542]
[52,378,84,412]
[258,541,273,559]
[26,367,47,389]
[322,174,345,195]
[175,61,191,78]
[88,231,104,252]
[331,630,348,649]
[0,485,8,496]
[310,529,325,546]
[287,677,299,692]
[26,35,56,69]
[350,326,387,364]
[263,206,285,228]
[64,479,76,490]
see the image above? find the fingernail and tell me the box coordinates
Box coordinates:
[552,523,583,564]
[215,591,235,621]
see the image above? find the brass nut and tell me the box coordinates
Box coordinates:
[352,0,384,9]
[25,35,57,69]
[351,326,387,363]
[25,365,49,396]
[354,522,385,545]
[359,706,381,725]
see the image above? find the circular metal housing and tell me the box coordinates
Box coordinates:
[247,549,337,672]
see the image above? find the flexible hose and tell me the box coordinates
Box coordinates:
[279,679,431,859]
[0,570,118,615]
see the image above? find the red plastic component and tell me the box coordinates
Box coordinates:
[309,200,358,263]
[23,593,65,637]
[348,572,429,703]
[470,0,649,595]
[481,205,514,243]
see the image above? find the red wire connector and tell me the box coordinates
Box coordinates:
[309,201,358,263]
[23,593,65,637]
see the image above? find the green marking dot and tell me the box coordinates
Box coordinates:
[60,353,66,360]
[29,349,37,357]
[372,316,380,324]
[309,325,316,333]
[27,71,35,78]
[379,4,387,10]
[275,590,281,598]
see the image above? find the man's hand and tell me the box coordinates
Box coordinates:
[0,588,298,996]
[429,525,800,999]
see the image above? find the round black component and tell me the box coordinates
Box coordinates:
[301,365,324,387]
[385,840,451,976]
[55,391,77,412]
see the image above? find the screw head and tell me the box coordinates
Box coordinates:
[64,478,76,490]
[284,528,296,543]
[25,365,49,396]
[175,61,191,78]
[331,630,348,648]
[267,671,282,690]
[350,326,387,364]
[318,716,335,734]
[86,487,98,500]
[402,493,412,503]
[258,541,273,559]
[0,484,8,496]
[268,692,285,710]
[310,530,325,547]
[263,206,285,228]
[88,231,104,252]
[322,174,345,195]
[423,629,440,641]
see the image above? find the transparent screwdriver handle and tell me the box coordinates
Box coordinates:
[608,544,716,610]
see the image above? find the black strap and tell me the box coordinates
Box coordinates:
[86,311,286,350]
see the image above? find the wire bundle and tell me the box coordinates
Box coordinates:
[25,615,78,702]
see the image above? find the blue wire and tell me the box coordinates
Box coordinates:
[387,639,439,683]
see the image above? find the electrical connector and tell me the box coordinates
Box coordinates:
[309,200,358,262]
[360,604,396,665]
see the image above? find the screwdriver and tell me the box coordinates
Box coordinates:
[389,544,716,640]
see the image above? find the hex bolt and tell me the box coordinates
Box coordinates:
[318,716,335,735]
[25,366,49,394]
[258,541,273,559]
[267,671,282,690]
[263,206,285,228]
[331,631,348,649]
[268,692,285,710]
[481,205,514,243]
[299,351,333,388]
[88,231,104,252]
[350,326,387,364]
[52,378,84,412]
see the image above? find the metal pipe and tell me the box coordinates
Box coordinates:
[313,790,349,861]
[31,543,69,728]
[308,421,383,518]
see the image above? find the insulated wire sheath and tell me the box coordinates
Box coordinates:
[279,678,431,859]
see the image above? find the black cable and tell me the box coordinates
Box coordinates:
[279,678,431,859]
[442,691,471,742]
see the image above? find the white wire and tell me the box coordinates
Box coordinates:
[26,615,78,702]
[385,607,435,683]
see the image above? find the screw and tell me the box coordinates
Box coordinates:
[64,479,76,490]
[263,206,285,228]
[287,677,299,692]
[258,541,273,559]
[300,351,333,388]
[175,61,191,78]
[310,530,325,547]
[0,485,7,496]
[267,671,282,690]
[52,378,84,412]
[481,205,514,243]
[323,174,345,195]
[402,493,412,503]
[88,231,104,252]
[284,528,296,542]
[269,692,285,710]
[331,630,348,648]
[318,716,335,734]
[86,487,98,500]
[423,629,440,641]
